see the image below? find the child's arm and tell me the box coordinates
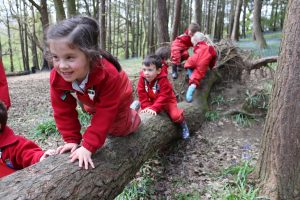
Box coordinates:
[10,136,45,169]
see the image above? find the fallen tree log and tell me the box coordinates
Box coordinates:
[0,71,219,199]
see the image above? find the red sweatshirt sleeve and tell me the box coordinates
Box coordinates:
[81,73,122,153]
[0,59,11,109]
[149,78,173,113]
[50,72,82,144]
[9,136,44,169]
[137,77,152,109]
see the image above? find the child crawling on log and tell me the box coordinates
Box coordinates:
[47,16,141,170]
[0,101,55,178]
[184,32,218,102]
[137,54,190,139]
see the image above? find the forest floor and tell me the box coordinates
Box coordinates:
[6,68,271,199]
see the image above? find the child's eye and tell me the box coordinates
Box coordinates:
[67,56,74,60]
[52,56,59,61]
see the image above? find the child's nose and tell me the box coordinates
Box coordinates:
[59,61,68,69]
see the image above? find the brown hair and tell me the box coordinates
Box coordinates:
[155,46,170,61]
[142,54,162,69]
[0,101,8,132]
[188,23,200,34]
[46,16,122,71]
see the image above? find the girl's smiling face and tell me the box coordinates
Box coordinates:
[142,64,161,83]
[49,38,90,83]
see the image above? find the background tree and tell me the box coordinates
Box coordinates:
[156,0,170,45]
[255,0,300,199]
[231,0,243,41]
[253,0,267,48]
[53,0,66,21]
[172,0,182,40]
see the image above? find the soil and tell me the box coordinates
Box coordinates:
[6,69,270,199]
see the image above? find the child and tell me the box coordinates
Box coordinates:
[184,32,217,102]
[0,59,11,109]
[137,54,190,139]
[46,16,141,170]
[0,101,55,178]
[155,46,170,74]
[170,23,200,79]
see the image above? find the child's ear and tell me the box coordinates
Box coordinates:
[157,68,162,74]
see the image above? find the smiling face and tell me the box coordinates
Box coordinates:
[142,64,161,83]
[49,38,90,83]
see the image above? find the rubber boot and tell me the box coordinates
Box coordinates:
[186,84,196,103]
[172,64,178,79]
[180,120,190,139]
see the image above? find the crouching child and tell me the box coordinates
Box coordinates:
[137,54,190,139]
[0,101,56,178]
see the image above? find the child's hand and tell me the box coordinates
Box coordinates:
[141,108,157,116]
[70,146,95,170]
[56,143,78,154]
[40,149,57,161]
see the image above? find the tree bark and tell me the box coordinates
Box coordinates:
[53,0,66,21]
[253,0,267,48]
[172,0,182,41]
[0,70,219,200]
[194,0,203,30]
[66,0,77,17]
[255,0,300,199]
[231,0,243,41]
[100,0,106,50]
[156,0,170,45]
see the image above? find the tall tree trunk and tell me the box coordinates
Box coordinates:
[141,0,146,58]
[116,0,120,57]
[231,0,243,41]
[272,0,279,31]
[253,0,267,48]
[125,1,130,59]
[211,0,219,41]
[148,0,155,53]
[194,0,203,30]
[241,0,247,38]
[66,0,77,17]
[15,0,26,71]
[228,0,236,38]
[31,6,39,71]
[107,0,112,53]
[23,1,30,72]
[172,0,182,40]
[256,0,300,199]
[136,3,140,57]
[28,0,50,70]
[5,9,14,72]
[156,0,170,45]
[205,0,212,34]
[53,0,66,21]
[100,0,106,50]
[217,0,225,41]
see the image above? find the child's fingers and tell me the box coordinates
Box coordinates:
[89,158,95,169]
[71,145,77,153]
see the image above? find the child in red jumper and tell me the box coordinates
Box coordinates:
[137,54,190,139]
[46,16,141,170]
[184,32,217,102]
[0,101,55,178]
[0,59,11,109]
[170,23,200,79]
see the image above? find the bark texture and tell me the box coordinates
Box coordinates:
[256,0,300,199]
[0,71,219,199]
